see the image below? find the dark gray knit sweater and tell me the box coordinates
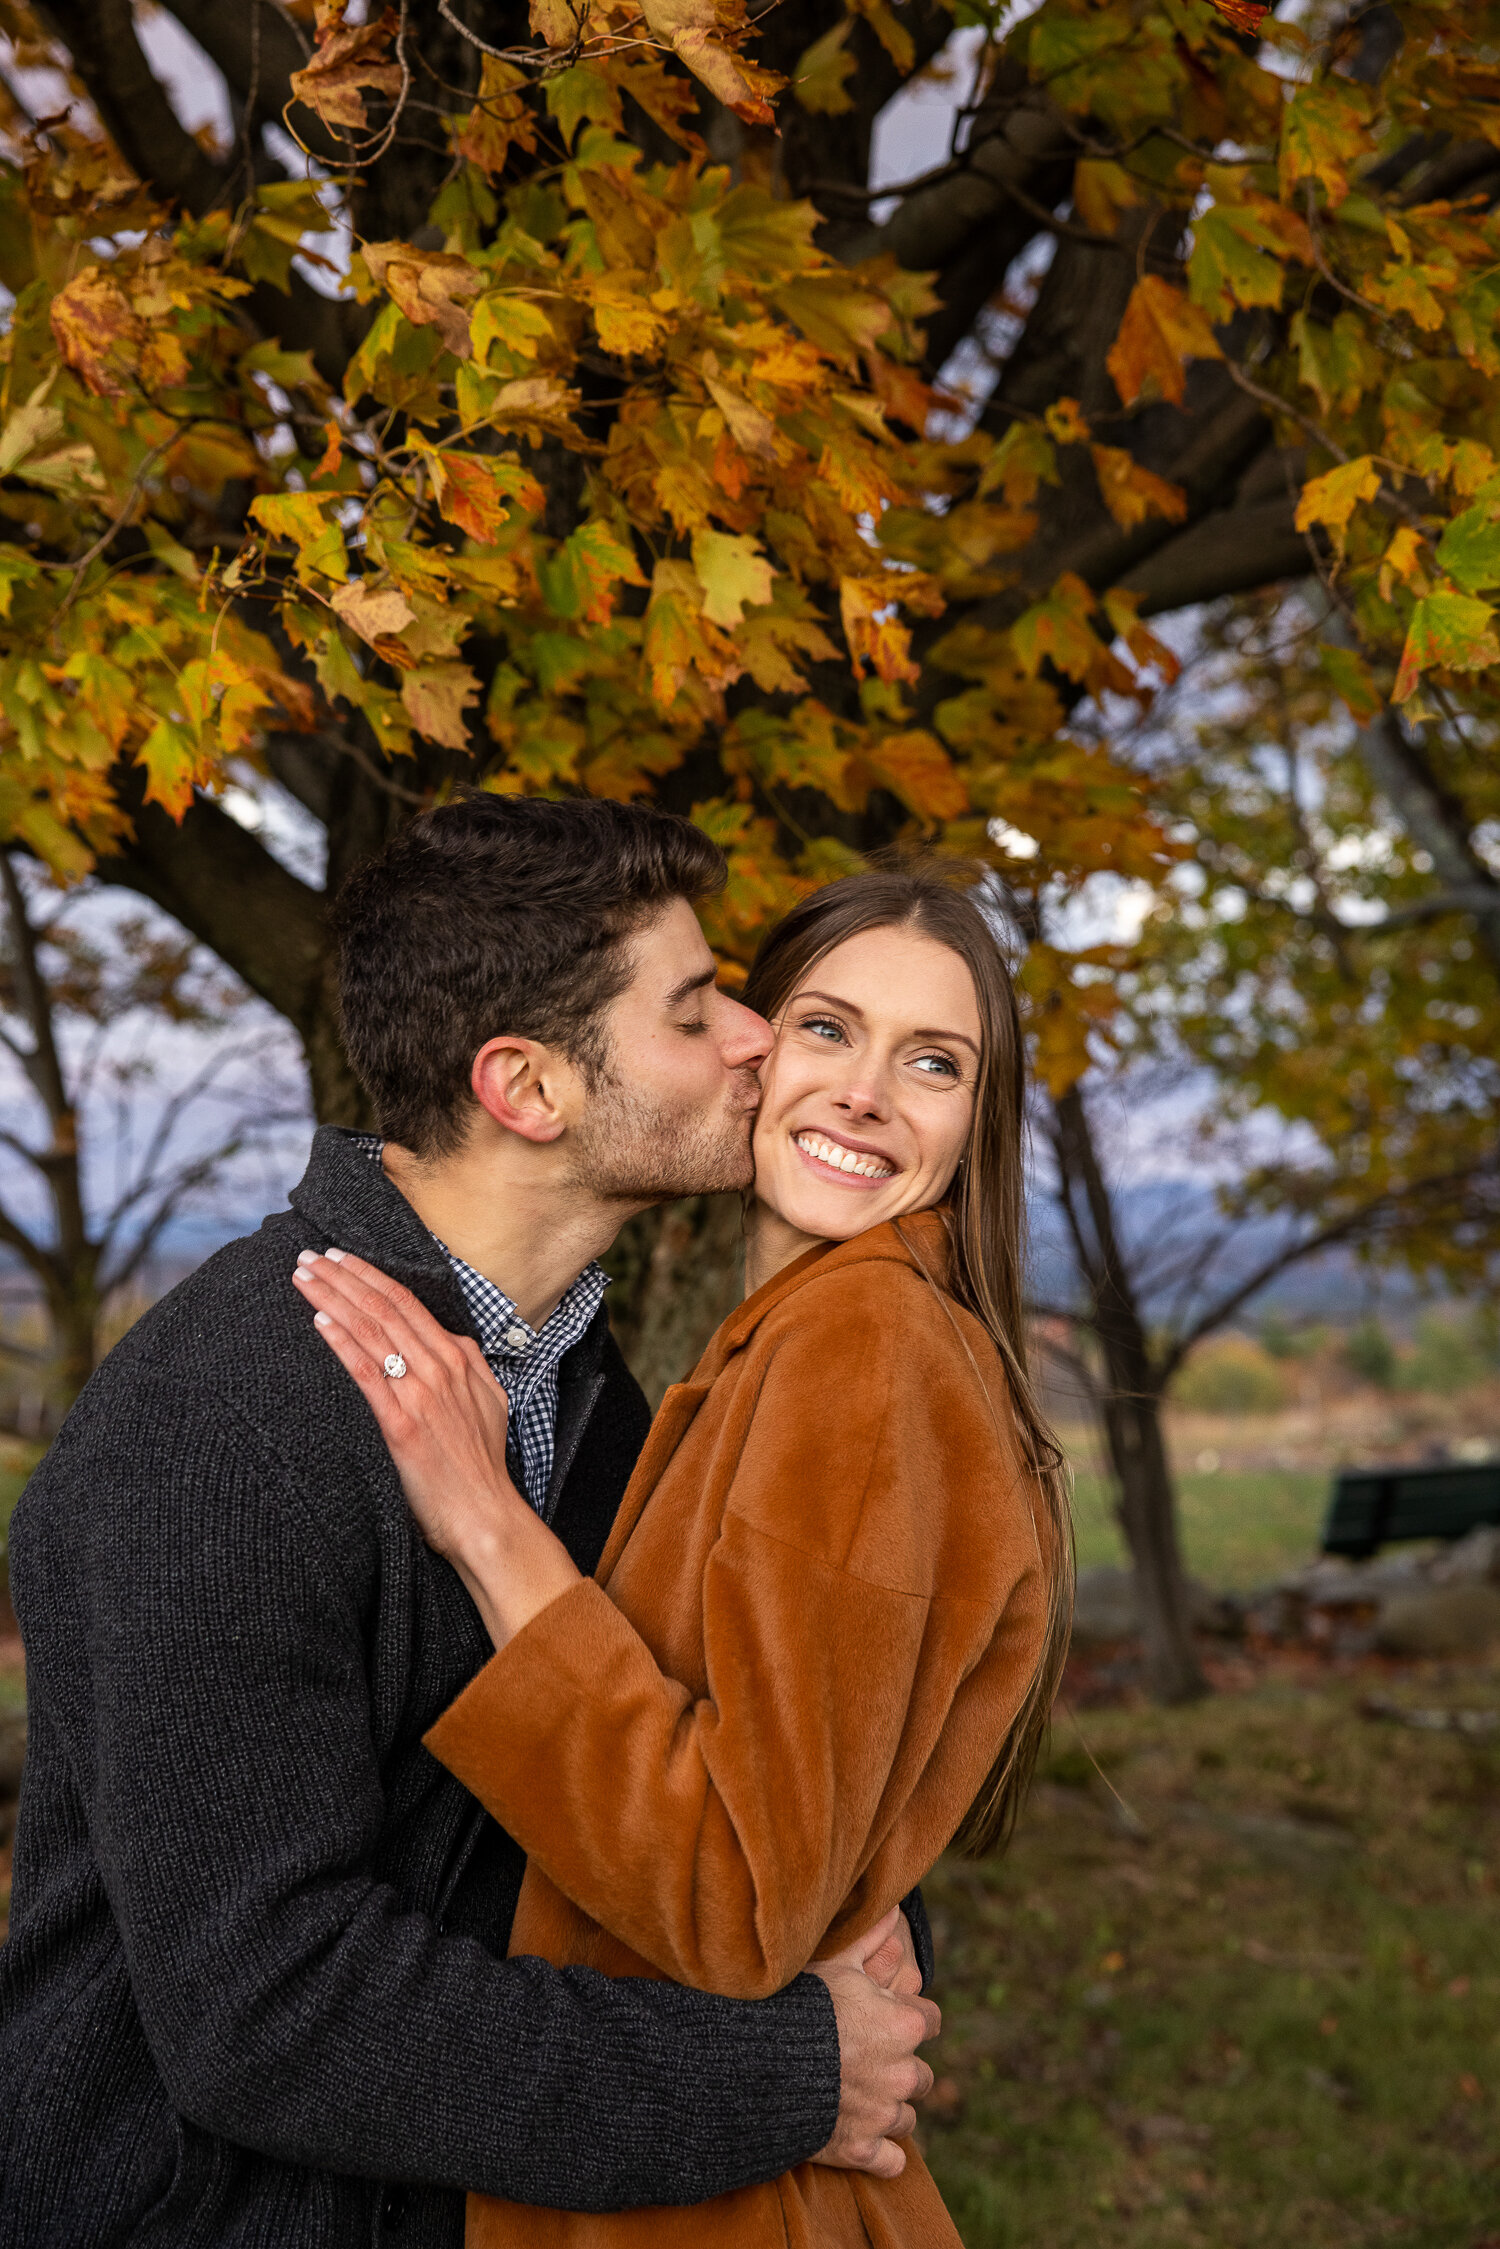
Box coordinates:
[0,1130,850,2248]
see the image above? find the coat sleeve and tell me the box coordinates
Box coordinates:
[13,1387,840,2209]
[424,1273,1039,2000]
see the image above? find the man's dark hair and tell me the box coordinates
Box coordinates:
[330,793,725,1158]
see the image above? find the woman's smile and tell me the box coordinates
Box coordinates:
[791,1129,898,1185]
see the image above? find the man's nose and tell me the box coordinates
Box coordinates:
[720,994,773,1072]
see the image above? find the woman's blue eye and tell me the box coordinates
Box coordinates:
[802,1015,845,1041]
[914,1054,959,1078]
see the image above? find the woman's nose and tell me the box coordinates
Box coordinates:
[832,1064,891,1119]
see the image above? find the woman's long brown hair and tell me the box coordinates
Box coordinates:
[741,860,1075,1856]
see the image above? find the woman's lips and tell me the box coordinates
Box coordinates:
[792,1130,897,1185]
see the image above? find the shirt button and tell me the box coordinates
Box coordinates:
[504,1324,529,1352]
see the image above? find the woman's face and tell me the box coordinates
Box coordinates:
[751,924,982,1242]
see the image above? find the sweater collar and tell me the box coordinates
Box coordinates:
[693,1206,954,1380]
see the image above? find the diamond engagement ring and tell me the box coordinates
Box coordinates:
[383,1353,407,1379]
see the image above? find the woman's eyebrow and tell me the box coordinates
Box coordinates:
[796,989,980,1056]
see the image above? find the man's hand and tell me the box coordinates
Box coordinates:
[808,1907,940,2180]
[862,1907,924,1999]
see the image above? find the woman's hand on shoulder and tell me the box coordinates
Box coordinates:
[292,1246,579,1646]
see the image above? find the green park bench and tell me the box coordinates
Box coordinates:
[1322,1461,1500,1561]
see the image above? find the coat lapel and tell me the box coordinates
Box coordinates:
[595,1379,712,1582]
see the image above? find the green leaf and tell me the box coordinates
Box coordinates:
[544,65,619,149]
[1317,642,1383,723]
[1188,206,1285,321]
[1435,506,1500,594]
[1392,590,1500,704]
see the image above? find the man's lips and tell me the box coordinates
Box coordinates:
[791,1128,898,1185]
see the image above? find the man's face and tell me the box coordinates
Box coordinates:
[565,898,773,1204]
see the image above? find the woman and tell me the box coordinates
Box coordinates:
[298,863,1073,2247]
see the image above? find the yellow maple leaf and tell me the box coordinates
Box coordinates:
[693,529,775,627]
[1293,455,1380,555]
[363,243,484,359]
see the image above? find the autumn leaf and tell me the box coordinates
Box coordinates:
[1011,573,1102,682]
[1435,505,1500,595]
[1317,641,1383,723]
[979,423,1058,507]
[1205,0,1268,30]
[1378,523,1426,601]
[454,59,537,179]
[672,31,777,126]
[864,730,967,821]
[694,530,774,628]
[794,18,856,114]
[1106,276,1223,408]
[289,5,404,133]
[1091,446,1187,531]
[583,276,671,357]
[840,576,919,685]
[363,243,484,358]
[49,268,142,397]
[1293,455,1381,554]
[1073,159,1140,237]
[1279,81,1373,210]
[401,662,480,748]
[422,447,544,541]
[538,520,646,624]
[1392,591,1500,704]
[330,580,417,645]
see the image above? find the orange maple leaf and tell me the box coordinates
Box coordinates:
[1106,275,1223,408]
[290,5,404,133]
[1206,0,1268,31]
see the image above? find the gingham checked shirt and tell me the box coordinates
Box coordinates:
[352,1134,609,1514]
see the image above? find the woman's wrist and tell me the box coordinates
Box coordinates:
[451,1497,582,1651]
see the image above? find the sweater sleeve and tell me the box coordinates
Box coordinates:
[18,1392,839,2209]
[425,1276,1033,2000]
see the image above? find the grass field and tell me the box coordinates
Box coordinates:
[1069,1465,1332,1590]
[921,1659,1500,2249]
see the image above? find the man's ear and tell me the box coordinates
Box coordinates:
[470,1036,575,1144]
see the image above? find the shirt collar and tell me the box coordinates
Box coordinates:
[347,1131,609,1364]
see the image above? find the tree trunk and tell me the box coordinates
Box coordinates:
[604,1195,745,1407]
[1050,1084,1206,1703]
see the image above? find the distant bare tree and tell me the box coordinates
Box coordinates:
[0,853,307,1418]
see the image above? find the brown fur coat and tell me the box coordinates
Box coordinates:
[424,1210,1051,2248]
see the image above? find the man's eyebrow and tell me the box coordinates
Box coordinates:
[664,964,718,1008]
[796,987,980,1056]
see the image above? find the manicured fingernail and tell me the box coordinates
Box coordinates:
[292,1268,309,1287]
[314,1310,331,1327]
[297,1249,320,1267]
[324,1246,346,1263]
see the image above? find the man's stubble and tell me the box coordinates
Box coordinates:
[565,1065,760,1206]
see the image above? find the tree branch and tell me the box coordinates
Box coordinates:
[39,0,234,215]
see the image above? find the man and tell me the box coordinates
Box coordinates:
[1,794,939,2247]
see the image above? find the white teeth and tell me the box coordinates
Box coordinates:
[793,1131,894,1180]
